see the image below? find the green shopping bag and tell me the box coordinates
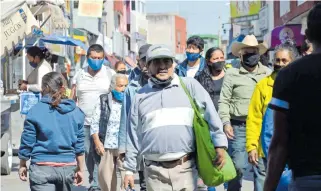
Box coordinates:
[179,78,237,186]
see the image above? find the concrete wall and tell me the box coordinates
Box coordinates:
[147,14,175,52]
[106,0,115,38]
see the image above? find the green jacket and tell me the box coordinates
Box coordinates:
[218,63,271,125]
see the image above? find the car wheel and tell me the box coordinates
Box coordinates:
[1,133,12,175]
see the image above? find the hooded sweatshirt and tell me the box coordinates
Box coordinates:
[18,96,85,164]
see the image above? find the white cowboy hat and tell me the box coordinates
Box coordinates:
[232,34,268,56]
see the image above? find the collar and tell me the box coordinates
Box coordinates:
[239,63,267,75]
[84,65,104,78]
[35,59,45,69]
[148,73,180,88]
[267,72,277,87]
[177,57,206,73]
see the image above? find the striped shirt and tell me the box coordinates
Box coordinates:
[123,74,228,172]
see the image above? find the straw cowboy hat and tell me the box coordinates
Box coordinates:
[232,34,268,56]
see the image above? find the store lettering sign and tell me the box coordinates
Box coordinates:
[2,18,23,41]
[1,3,38,56]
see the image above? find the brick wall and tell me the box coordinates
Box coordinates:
[174,15,187,54]
[274,0,316,27]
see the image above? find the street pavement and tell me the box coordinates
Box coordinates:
[1,156,254,191]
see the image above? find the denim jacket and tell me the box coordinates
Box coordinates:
[175,57,206,77]
[118,76,143,153]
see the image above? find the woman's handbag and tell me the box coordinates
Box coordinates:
[179,78,237,186]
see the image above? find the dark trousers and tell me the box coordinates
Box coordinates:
[29,164,75,191]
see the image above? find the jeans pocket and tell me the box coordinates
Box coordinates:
[29,165,50,185]
[63,166,76,184]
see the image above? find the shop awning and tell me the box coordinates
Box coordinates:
[30,3,69,29]
[1,2,39,56]
[125,56,137,68]
[40,34,88,50]
[73,28,87,42]
[106,55,120,67]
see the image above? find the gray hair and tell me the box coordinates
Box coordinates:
[274,43,300,61]
[110,73,128,90]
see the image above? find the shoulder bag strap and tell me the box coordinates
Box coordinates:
[178,77,197,111]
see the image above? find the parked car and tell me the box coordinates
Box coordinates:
[1,84,13,175]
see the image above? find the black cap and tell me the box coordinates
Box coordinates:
[139,44,152,60]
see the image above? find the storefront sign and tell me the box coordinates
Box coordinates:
[1,3,38,56]
[230,1,261,19]
[259,6,268,30]
[78,0,103,18]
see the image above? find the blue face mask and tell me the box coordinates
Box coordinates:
[186,52,200,62]
[29,62,38,68]
[87,58,104,71]
[112,90,124,102]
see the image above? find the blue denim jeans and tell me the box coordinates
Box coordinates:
[29,164,75,191]
[289,175,321,191]
[227,120,265,191]
[84,126,100,190]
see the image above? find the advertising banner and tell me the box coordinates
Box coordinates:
[78,0,103,18]
[230,1,261,23]
[271,25,304,48]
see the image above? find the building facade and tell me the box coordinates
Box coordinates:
[130,0,148,54]
[147,13,187,57]
[274,0,317,30]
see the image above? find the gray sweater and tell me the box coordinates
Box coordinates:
[123,74,228,172]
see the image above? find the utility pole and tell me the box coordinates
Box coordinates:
[69,0,75,87]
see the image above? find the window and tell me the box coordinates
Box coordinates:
[74,1,79,8]
[297,0,306,6]
[131,0,136,11]
[280,1,290,16]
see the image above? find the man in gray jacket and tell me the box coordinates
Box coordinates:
[123,44,228,190]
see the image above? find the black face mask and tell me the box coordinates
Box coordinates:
[150,76,173,88]
[117,70,127,74]
[208,61,225,72]
[273,65,283,72]
[242,53,260,68]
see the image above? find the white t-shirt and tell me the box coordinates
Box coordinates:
[186,64,200,78]
[73,65,114,125]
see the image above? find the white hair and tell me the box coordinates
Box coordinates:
[110,73,128,90]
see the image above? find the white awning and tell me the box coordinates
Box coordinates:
[1,2,39,56]
[30,3,69,29]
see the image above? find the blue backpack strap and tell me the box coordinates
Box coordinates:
[261,107,274,158]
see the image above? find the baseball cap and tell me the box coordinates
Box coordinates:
[146,44,175,64]
[139,44,152,60]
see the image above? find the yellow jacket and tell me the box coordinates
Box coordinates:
[246,72,276,158]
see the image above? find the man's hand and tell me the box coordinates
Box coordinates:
[74,170,84,186]
[214,148,226,170]
[124,174,135,190]
[248,149,259,166]
[224,124,234,140]
[94,141,105,156]
[18,166,28,181]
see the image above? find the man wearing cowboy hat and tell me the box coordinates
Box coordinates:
[123,44,228,190]
[218,35,271,191]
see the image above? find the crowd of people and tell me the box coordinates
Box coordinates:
[16,3,321,191]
